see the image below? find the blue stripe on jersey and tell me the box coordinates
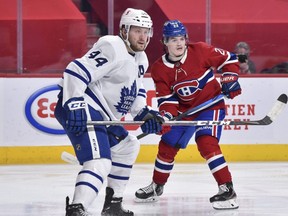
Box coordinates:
[208,156,226,170]
[229,53,238,61]
[138,93,146,98]
[73,60,92,83]
[79,170,104,183]
[138,88,146,94]
[155,159,174,171]
[197,69,214,90]
[217,52,238,70]
[76,181,99,194]
[157,93,179,107]
[65,69,89,85]
[85,88,111,120]
[112,161,133,169]
[138,88,146,98]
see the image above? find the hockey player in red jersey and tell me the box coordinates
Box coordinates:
[135,20,241,210]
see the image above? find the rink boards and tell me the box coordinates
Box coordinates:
[0,76,288,164]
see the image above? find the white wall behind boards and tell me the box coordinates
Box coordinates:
[0,77,287,146]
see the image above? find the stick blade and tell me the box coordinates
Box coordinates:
[61,151,79,165]
[267,93,288,122]
[278,94,288,104]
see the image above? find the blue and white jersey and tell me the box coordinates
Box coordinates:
[59,35,148,120]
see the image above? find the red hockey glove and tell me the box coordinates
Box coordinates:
[220,72,242,99]
[157,112,173,135]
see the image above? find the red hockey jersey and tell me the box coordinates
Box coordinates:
[151,42,240,118]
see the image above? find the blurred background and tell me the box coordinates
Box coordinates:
[1,0,288,75]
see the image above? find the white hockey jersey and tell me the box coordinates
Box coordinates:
[59,35,149,121]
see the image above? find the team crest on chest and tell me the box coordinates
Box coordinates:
[115,80,137,115]
[173,80,201,101]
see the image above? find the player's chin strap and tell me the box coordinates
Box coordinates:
[120,34,134,54]
[120,29,151,52]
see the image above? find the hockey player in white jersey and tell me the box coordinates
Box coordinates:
[54,8,164,216]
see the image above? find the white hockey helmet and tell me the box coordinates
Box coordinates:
[119,8,153,50]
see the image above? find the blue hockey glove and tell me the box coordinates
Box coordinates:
[221,72,242,99]
[157,112,173,135]
[134,106,164,134]
[63,97,87,134]
[107,125,128,147]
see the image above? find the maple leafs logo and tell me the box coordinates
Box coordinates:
[115,81,137,115]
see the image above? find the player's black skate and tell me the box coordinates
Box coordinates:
[65,196,88,216]
[209,182,239,210]
[101,187,133,216]
[134,182,164,203]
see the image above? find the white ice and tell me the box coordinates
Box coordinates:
[0,162,287,216]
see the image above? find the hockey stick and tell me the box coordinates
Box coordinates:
[86,94,287,126]
[86,94,224,127]
[85,94,224,139]
[61,94,224,164]
[136,94,224,139]
[61,151,79,165]
[61,94,287,164]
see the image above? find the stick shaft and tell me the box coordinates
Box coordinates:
[87,119,264,126]
[87,93,287,127]
[62,94,287,165]
[173,94,224,120]
[136,93,224,139]
[87,94,224,126]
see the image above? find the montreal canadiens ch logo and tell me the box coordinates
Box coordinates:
[173,80,201,101]
[25,84,65,135]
